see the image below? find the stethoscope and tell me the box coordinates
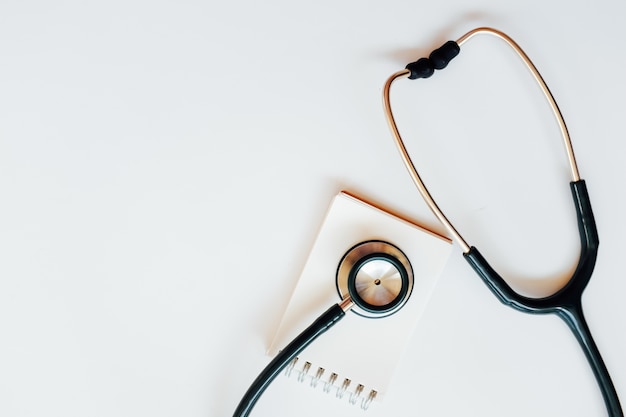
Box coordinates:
[383,27,622,417]
[232,27,623,417]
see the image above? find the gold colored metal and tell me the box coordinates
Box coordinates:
[339,296,355,312]
[336,240,414,318]
[383,27,580,253]
[457,27,580,181]
[383,70,471,253]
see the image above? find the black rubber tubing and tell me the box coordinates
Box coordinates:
[464,180,622,417]
[232,303,346,417]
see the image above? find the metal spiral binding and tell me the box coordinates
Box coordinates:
[284,356,298,378]
[323,373,337,394]
[284,357,378,410]
[336,378,350,399]
[349,384,364,405]
[311,367,324,388]
[297,361,311,383]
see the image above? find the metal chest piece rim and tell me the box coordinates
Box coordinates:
[336,240,414,318]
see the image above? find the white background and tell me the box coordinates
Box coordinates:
[1,1,625,416]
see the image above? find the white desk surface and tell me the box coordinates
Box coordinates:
[1,1,625,416]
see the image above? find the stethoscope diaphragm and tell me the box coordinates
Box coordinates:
[336,240,413,318]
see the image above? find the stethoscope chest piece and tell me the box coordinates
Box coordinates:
[336,240,413,318]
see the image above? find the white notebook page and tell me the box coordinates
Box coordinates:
[267,192,452,404]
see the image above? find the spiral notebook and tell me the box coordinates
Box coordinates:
[267,191,452,409]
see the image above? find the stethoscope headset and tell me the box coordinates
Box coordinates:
[232,27,623,417]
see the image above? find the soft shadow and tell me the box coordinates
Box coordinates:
[379,11,501,64]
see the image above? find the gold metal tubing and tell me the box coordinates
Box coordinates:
[383,27,581,253]
[383,69,471,253]
[339,296,354,312]
[457,27,580,181]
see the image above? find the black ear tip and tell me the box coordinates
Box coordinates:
[406,40,460,78]
[429,40,460,70]
[405,57,434,79]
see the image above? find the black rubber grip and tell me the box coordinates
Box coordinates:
[405,40,460,79]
